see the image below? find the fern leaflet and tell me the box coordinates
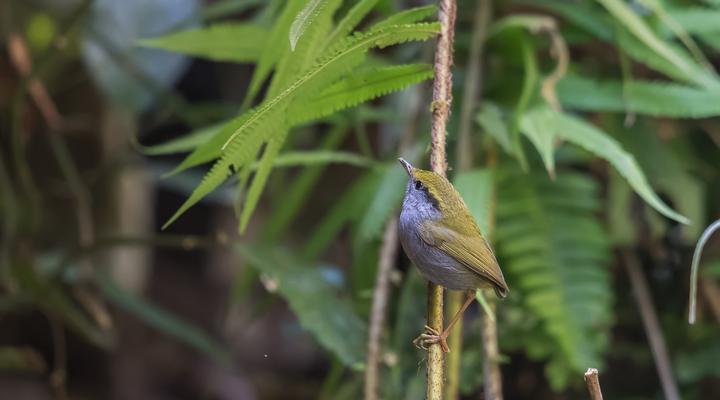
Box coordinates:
[495,167,612,388]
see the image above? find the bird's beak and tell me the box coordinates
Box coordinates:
[398,158,414,177]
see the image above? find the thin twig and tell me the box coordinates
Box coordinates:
[584,368,603,400]
[622,250,681,400]
[427,0,457,398]
[447,1,491,398]
[364,219,399,400]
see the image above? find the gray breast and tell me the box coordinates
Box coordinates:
[398,180,485,291]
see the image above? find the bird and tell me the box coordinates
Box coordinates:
[397,158,508,352]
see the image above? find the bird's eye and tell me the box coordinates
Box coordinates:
[414,180,423,190]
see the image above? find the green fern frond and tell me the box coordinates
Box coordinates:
[270,0,343,96]
[223,23,440,150]
[138,23,268,62]
[292,64,433,124]
[140,122,223,156]
[371,5,437,31]
[162,115,273,229]
[495,167,612,388]
[243,0,309,107]
[165,113,250,177]
[164,23,438,230]
[325,0,380,46]
[161,156,233,230]
[238,132,286,231]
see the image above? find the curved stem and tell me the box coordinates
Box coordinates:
[689,219,720,324]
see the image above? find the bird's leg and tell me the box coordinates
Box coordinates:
[413,291,475,352]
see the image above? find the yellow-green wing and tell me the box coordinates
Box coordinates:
[420,221,508,297]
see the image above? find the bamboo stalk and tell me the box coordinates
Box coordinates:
[427,0,457,398]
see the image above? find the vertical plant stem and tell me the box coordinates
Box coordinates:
[482,148,502,400]
[584,368,604,400]
[364,219,399,400]
[427,0,457,399]
[481,294,502,399]
[456,0,491,172]
[622,251,681,400]
[446,1,491,398]
[444,288,464,400]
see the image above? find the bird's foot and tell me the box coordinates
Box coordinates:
[412,325,450,353]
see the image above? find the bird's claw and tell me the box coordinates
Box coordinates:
[412,325,450,353]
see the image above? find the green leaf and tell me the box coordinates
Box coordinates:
[557,74,720,118]
[453,169,493,235]
[353,163,407,253]
[520,106,689,224]
[262,124,349,241]
[520,108,557,177]
[238,133,285,231]
[532,0,716,85]
[237,245,367,369]
[495,167,612,388]
[97,273,229,363]
[268,150,375,169]
[476,103,512,154]
[289,0,330,51]
[293,64,434,124]
[304,169,382,258]
[596,0,718,88]
[138,23,268,62]
[669,7,720,35]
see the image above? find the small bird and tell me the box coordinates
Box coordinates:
[397,158,508,352]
